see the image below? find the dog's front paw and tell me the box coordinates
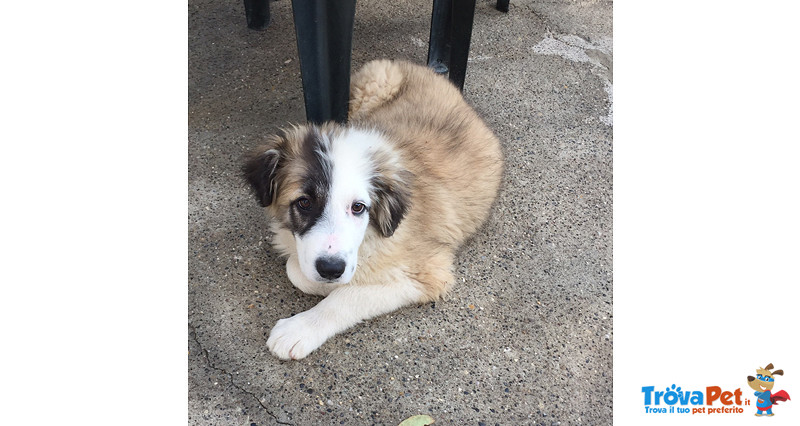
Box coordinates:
[267,312,328,360]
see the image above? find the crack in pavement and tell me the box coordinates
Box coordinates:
[189,323,293,425]
[522,3,558,35]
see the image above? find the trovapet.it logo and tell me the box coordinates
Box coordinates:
[641,362,792,416]
[641,384,746,415]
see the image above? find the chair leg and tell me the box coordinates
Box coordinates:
[427,0,452,75]
[291,0,357,124]
[496,0,510,13]
[447,0,476,91]
[244,0,271,31]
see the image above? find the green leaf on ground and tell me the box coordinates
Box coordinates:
[398,414,435,426]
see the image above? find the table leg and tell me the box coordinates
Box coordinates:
[447,0,476,91]
[291,0,357,124]
[244,0,271,31]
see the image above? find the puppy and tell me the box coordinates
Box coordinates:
[244,60,503,360]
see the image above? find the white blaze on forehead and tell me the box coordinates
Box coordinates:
[328,128,384,206]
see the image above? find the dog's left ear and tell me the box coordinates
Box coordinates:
[370,169,413,237]
[773,369,784,376]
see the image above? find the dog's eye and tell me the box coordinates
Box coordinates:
[296,197,312,211]
[351,202,366,215]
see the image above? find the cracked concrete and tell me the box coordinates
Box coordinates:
[189,0,612,424]
[190,324,292,425]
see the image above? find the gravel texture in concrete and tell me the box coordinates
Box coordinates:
[189,0,612,424]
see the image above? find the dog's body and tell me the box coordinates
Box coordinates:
[244,60,503,360]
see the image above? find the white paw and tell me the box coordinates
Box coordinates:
[267,311,328,360]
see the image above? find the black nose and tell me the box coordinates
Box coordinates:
[315,257,346,280]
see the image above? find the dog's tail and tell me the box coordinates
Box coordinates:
[349,60,405,121]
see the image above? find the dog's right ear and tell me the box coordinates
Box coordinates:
[243,146,282,207]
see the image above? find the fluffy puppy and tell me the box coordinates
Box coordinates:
[244,60,503,360]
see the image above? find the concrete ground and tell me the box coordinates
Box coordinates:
[189,0,612,424]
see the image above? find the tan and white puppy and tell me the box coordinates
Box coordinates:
[244,60,503,360]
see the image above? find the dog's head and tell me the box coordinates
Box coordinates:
[243,123,413,284]
[747,363,783,392]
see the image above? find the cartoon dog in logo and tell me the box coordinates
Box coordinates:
[747,363,791,416]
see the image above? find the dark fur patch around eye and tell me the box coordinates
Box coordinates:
[290,190,326,237]
[289,128,334,236]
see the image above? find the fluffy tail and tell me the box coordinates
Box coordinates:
[349,60,405,121]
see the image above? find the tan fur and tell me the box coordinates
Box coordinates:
[245,60,503,356]
[346,60,504,300]
[250,60,502,300]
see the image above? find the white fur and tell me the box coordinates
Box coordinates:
[255,60,503,361]
[267,272,424,360]
[293,129,384,285]
[267,129,428,360]
[285,254,333,296]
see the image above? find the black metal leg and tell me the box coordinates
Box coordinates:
[496,0,510,13]
[448,0,476,91]
[427,0,452,75]
[244,0,271,31]
[427,0,476,91]
[291,0,357,124]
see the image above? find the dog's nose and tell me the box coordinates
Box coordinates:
[316,257,346,280]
